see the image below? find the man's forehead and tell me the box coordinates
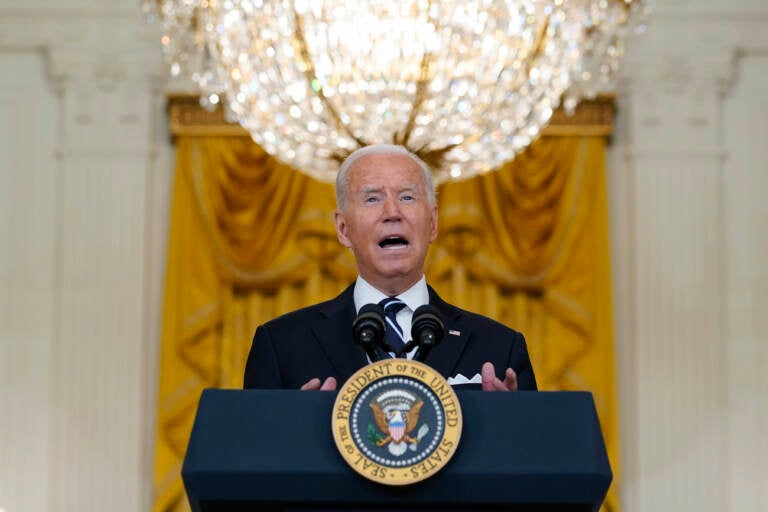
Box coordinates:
[347,155,424,187]
[350,153,421,173]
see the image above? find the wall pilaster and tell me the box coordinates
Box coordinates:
[46,35,164,512]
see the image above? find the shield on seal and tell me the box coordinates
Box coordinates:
[388,411,406,442]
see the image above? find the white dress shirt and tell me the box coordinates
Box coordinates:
[353,275,429,359]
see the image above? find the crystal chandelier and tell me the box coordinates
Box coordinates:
[143,0,647,184]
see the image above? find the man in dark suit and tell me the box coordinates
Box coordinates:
[244,144,536,391]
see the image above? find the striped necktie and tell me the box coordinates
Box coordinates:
[378,297,407,354]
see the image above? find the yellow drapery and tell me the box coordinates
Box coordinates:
[153,136,619,511]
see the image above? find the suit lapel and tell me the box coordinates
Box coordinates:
[310,284,369,382]
[423,286,471,378]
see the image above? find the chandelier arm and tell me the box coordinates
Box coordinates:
[603,0,633,26]
[417,144,460,181]
[422,15,553,179]
[481,12,552,130]
[291,8,370,154]
[396,0,440,149]
[192,9,205,49]
[435,13,550,163]
[432,12,553,154]
[522,13,552,87]
[394,50,433,149]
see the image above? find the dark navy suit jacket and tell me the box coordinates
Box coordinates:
[243,284,537,390]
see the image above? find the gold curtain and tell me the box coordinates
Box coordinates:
[153,135,618,511]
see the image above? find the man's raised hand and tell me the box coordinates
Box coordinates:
[481,362,518,391]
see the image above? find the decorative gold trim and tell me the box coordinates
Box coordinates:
[166,93,615,139]
[542,94,616,136]
[166,94,248,137]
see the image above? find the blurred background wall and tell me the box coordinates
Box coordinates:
[0,1,766,511]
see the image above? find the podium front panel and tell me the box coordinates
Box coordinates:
[183,390,611,511]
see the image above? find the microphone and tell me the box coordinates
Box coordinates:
[410,305,444,362]
[352,303,389,362]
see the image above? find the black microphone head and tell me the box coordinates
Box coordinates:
[352,303,386,348]
[358,303,385,318]
[411,304,444,349]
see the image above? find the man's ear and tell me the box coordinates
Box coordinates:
[334,209,353,248]
[429,204,439,243]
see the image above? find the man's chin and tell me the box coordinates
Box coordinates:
[377,261,418,277]
[364,267,421,292]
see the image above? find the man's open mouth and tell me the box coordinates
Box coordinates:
[378,235,409,249]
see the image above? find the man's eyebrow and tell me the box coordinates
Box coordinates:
[359,186,383,195]
[357,183,420,195]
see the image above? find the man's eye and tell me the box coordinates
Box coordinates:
[364,196,379,203]
[401,195,414,201]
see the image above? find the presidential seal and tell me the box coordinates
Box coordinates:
[331,359,462,485]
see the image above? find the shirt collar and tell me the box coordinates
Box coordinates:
[353,275,429,314]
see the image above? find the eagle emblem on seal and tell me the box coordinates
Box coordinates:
[368,389,429,456]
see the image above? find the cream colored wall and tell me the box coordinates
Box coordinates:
[0,2,766,512]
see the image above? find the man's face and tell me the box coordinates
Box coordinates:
[334,152,438,296]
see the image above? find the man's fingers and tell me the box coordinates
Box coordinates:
[300,378,322,390]
[503,368,518,391]
[481,362,494,391]
[481,363,518,392]
[481,362,503,391]
[301,377,337,391]
[320,376,338,391]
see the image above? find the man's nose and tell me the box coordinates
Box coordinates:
[382,196,402,219]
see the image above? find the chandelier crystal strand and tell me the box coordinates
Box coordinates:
[144,0,647,184]
[562,0,651,113]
